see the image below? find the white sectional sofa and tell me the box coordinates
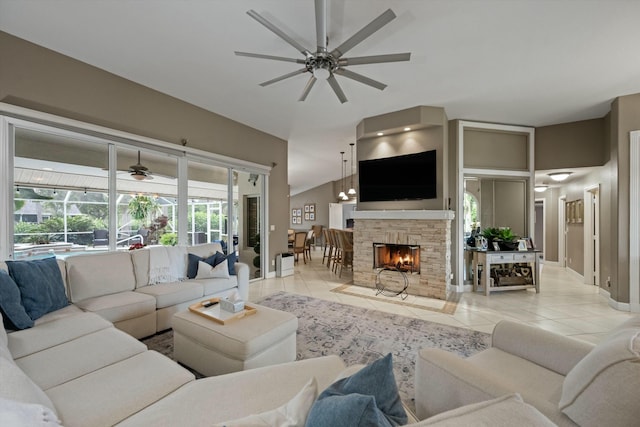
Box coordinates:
[1,309,556,427]
[5,242,249,339]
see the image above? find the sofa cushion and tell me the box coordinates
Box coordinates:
[0,397,61,427]
[0,269,34,330]
[187,242,224,258]
[46,351,194,427]
[8,312,112,359]
[6,257,68,321]
[216,377,318,427]
[115,355,346,426]
[196,259,229,279]
[14,327,147,390]
[0,356,57,415]
[197,275,239,296]
[306,353,407,427]
[65,252,136,302]
[559,318,640,427]
[135,281,203,309]
[406,394,556,426]
[74,291,156,323]
[33,304,84,326]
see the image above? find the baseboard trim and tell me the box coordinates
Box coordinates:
[566,266,584,283]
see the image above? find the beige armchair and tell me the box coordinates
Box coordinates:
[415,317,640,427]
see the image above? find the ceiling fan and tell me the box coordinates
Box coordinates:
[128,151,153,181]
[235,0,411,103]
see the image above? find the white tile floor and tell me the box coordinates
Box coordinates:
[249,249,636,344]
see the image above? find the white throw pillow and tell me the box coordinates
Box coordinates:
[195,259,230,279]
[0,398,61,426]
[215,377,317,427]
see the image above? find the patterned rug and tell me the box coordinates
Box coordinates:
[143,291,490,412]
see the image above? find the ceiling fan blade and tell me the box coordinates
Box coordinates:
[339,52,411,66]
[247,10,312,56]
[327,74,348,103]
[299,76,317,101]
[330,9,396,58]
[315,0,327,52]
[259,68,308,87]
[235,51,305,64]
[334,68,386,90]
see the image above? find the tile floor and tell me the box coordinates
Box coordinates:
[249,249,636,344]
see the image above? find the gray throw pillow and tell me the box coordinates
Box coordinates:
[6,257,68,321]
[305,353,407,427]
[0,270,34,330]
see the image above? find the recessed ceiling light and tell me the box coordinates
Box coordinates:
[548,172,572,182]
[404,127,411,131]
[42,167,53,171]
[377,132,384,136]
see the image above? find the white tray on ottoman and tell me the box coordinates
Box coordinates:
[172,303,298,376]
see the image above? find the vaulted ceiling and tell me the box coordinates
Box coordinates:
[2,0,640,194]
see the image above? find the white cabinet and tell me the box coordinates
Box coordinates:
[329,203,356,229]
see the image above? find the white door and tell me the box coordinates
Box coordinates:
[558,196,566,268]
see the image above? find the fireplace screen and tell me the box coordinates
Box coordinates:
[373,243,420,274]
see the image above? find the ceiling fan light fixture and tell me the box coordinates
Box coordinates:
[132,173,146,181]
[313,65,331,80]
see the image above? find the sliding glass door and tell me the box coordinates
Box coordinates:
[2,114,267,279]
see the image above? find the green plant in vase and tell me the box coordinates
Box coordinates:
[482,227,519,250]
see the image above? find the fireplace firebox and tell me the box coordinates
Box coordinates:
[373,243,420,274]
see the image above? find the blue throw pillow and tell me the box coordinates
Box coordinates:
[0,270,34,330]
[187,253,223,279]
[6,257,68,321]
[213,251,236,275]
[305,353,407,427]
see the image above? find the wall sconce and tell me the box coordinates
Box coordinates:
[534,185,549,193]
[548,172,572,182]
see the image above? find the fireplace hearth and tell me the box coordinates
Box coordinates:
[373,243,420,274]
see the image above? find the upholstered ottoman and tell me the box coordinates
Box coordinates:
[172,304,298,376]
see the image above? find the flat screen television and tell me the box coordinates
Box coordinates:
[358,150,436,202]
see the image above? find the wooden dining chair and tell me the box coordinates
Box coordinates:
[331,229,343,274]
[293,231,308,264]
[337,230,353,277]
[322,228,332,266]
[304,229,314,261]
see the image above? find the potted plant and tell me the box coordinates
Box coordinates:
[482,227,519,251]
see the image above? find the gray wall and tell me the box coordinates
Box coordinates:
[289,180,336,231]
[0,31,289,273]
[536,118,607,170]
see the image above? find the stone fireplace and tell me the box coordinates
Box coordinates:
[352,210,454,300]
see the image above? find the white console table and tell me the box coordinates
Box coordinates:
[471,250,541,296]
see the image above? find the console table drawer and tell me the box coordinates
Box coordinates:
[512,252,536,262]
[486,253,514,262]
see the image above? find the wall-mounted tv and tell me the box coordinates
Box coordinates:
[358,150,436,202]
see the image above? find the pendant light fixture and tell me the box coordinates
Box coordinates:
[338,151,347,200]
[347,143,356,196]
[342,159,349,200]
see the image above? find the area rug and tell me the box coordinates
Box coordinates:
[143,291,490,412]
[331,284,460,315]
